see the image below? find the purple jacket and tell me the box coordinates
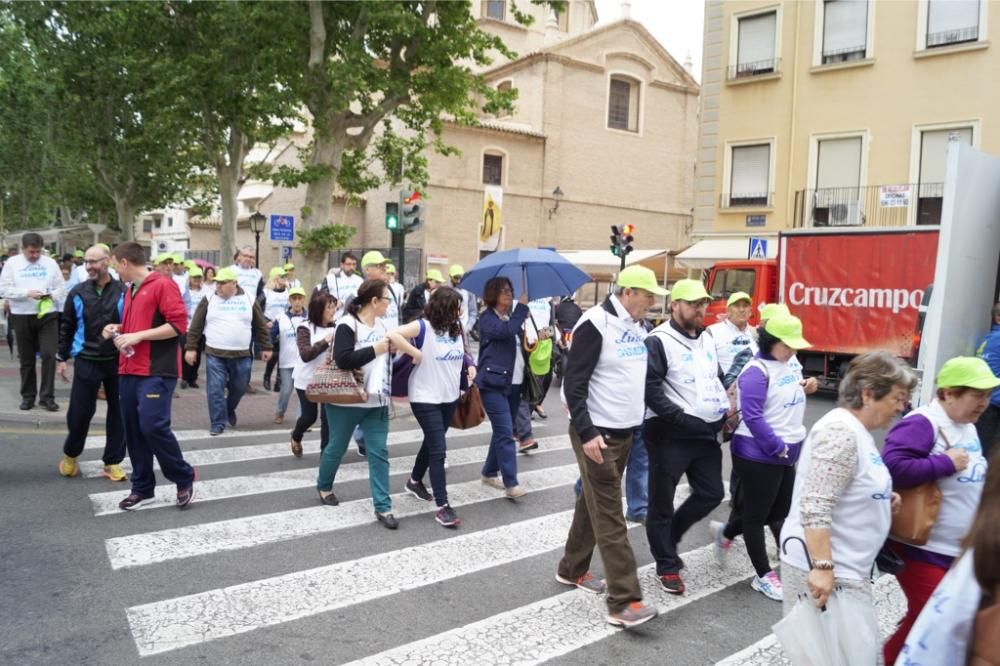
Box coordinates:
[730,353,803,466]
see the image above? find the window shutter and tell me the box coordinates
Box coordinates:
[608,78,631,130]
[920,128,973,185]
[927,0,980,45]
[737,12,777,68]
[816,137,863,190]
[731,145,770,196]
[823,0,868,57]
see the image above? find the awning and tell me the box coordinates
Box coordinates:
[674,237,777,270]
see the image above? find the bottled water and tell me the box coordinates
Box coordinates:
[112,331,135,358]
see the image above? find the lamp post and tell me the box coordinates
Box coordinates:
[249,211,266,267]
[547,186,564,219]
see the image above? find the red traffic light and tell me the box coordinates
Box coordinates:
[404,191,422,204]
[622,224,635,235]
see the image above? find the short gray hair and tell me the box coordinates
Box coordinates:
[838,350,918,409]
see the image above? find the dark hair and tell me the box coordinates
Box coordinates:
[483,277,512,309]
[758,326,781,356]
[307,290,337,327]
[21,232,43,249]
[936,386,979,401]
[113,242,146,265]
[965,448,1000,599]
[347,279,388,318]
[425,287,463,338]
[341,252,357,265]
[204,266,216,280]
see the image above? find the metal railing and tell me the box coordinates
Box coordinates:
[822,44,867,63]
[927,25,979,48]
[727,58,780,81]
[720,192,774,209]
[792,183,945,228]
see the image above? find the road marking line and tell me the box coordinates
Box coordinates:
[106,464,582,569]
[89,435,572,515]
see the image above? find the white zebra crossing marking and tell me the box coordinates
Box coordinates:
[89,435,572,516]
[106,463,583,569]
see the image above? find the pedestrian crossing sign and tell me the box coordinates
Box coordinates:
[748,237,768,260]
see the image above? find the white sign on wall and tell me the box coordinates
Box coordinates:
[879,185,911,208]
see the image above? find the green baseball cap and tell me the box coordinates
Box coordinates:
[727,291,752,307]
[426,269,444,282]
[171,253,185,264]
[283,262,295,271]
[97,243,111,252]
[361,250,388,267]
[214,267,238,283]
[269,266,286,278]
[385,263,396,274]
[760,302,791,320]
[74,250,85,258]
[183,259,197,270]
[288,287,307,298]
[764,314,812,350]
[670,278,710,303]
[153,253,173,265]
[449,264,465,277]
[617,265,668,296]
[188,267,204,278]
[937,357,1000,390]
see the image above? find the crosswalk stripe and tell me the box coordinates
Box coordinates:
[106,464,584,570]
[79,420,504,477]
[346,539,756,666]
[712,574,905,665]
[89,435,572,516]
[126,490,690,657]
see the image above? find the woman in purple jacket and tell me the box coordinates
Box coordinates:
[710,315,812,601]
[882,356,998,665]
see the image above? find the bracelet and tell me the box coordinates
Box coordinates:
[812,559,835,570]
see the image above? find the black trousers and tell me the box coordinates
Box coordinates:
[976,404,1000,460]
[62,357,125,464]
[263,354,278,383]
[644,417,725,575]
[181,334,204,384]
[723,456,795,577]
[11,312,59,403]
[292,388,329,450]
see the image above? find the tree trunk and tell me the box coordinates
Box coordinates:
[299,128,344,292]
[218,163,239,268]
[114,196,134,242]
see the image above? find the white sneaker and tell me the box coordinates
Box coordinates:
[750,570,783,601]
[709,520,733,566]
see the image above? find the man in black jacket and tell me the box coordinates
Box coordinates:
[56,245,127,481]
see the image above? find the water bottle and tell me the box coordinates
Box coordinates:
[112,331,136,358]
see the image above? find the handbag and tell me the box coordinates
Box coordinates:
[890,427,949,546]
[874,540,905,577]
[305,321,368,405]
[451,385,485,429]
[390,320,425,398]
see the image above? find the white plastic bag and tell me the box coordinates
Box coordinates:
[774,590,878,666]
[826,591,878,666]
[774,597,835,666]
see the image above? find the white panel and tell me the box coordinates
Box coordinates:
[816,137,862,190]
[737,12,777,67]
[731,144,770,196]
[920,128,973,185]
[823,0,868,55]
[927,0,980,37]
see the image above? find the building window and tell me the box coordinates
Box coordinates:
[483,0,505,21]
[917,127,972,224]
[483,153,503,186]
[728,143,772,207]
[607,76,639,132]
[733,10,778,78]
[142,219,153,233]
[557,6,569,32]
[497,80,512,93]
[813,136,864,225]
[168,216,174,227]
[926,0,980,48]
[822,0,869,63]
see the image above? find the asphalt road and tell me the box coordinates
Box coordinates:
[0,389,905,665]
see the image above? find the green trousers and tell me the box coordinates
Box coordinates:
[317,404,391,513]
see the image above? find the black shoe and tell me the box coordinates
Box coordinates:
[40,400,59,412]
[357,444,367,457]
[376,511,399,530]
[179,380,189,389]
[405,478,433,502]
[176,469,196,508]
[119,492,154,511]
[227,410,237,427]
[18,400,34,411]
[273,379,281,393]
[318,489,339,506]
[262,378,272,391]
[188,381,200,389]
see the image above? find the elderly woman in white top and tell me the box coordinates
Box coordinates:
[780,351,917,661]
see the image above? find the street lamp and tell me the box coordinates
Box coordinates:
[547,186,564,219]
[249,211,266,267]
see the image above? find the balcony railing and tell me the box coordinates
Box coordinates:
[927,25,979,48]
[822,44,867,64]
[792,183,945,228]
[727,58,780,81]
[720,192,774,209]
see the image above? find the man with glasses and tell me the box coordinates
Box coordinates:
[643,279,729,596]
[56,245,127,481]
[557,266,664,629]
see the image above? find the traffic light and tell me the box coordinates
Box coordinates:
[610,225,621,256]
[610,224,636,269]
[621,224,635,257]
[401,189,422,233]
[385,201,400,231]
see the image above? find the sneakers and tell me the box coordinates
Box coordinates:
[375,511,399,530]
[290,438,303,458]
[227,410,237,427]
[658,573,685,595]
[176,469,196,508]
[710,520,734,565]
[625,512,647,525]
[357,444,367,457]
[435,505,461,528]
[210,426,224,437]
[102,464,128,482]
[517,438,539,454]
[405,478,433,502]
[273,413,284,424]
[606,602,658,628]
[58,455,79,478]
[481,475,505,490]
[505,485,527,499]
[556,572,607,594]
[751,570,784,601]
[119,492,154,511]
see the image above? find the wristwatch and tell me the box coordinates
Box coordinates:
[812,559,835,570]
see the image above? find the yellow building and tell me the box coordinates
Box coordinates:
[684,0,1000,269]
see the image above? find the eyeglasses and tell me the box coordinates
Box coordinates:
[500,287,513,294]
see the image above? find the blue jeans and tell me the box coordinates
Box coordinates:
[574,425,648,518]
[481,384,521,487]
[275,367,297,417]
[119,375,194,496]
[206,355,252,430]
[514,399,533,440]
[410,401,459,507]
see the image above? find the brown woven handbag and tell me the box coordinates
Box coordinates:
[305,326,368,405]
[890,428,949,546]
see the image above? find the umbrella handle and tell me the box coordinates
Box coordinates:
[781,536,814,570]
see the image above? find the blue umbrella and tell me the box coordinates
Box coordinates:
[460,248,592,300]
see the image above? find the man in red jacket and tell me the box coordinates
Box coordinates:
[103,242,196,510]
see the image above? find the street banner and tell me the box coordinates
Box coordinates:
[479,185,503,253]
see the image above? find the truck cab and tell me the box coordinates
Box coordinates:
[705,259,778,327]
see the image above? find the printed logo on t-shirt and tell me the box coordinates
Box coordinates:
[18,264,49,280]
[614,329,646,359]
[871,479,893,501]
[953,439,982,454]
[869,452,886,467]
[958,460,987,484]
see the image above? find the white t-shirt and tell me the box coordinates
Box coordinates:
[187,286,210,321]
[408,319,464,404]
[204,292,255,351]
[264,288,289,321]
[0,254,66,314]
[734,357,807,443]
[276,311,307,369]
[323,271,363,308]
[337,314,389,408]
[646,323,729,423]
[293,322,335,390]
[231,264,262,297]
[707,318,758,375]
[380,288,400,331]
[524,298,553,345]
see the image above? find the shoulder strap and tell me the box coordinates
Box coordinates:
[937,427,952,450]
[415,319,426,348]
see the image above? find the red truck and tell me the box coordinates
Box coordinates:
[705,227,940,387]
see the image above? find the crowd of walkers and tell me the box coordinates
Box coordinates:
[2,232,999,662]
